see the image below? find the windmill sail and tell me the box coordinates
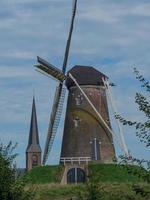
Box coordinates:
[62,0,78,73]
[36,56,66,82]
[42,0,78,165]
[42,85,66,164]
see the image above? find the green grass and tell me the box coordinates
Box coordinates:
[24,163,146,184]
[88,163,145,183]
[24,165,64,184]
[27,182,150,200]
[31,184,85,200]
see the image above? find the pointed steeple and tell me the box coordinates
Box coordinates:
[26,96,41,153]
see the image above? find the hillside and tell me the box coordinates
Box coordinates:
[24,165,64,184]
[88,163,146,183]
[24,163,150,200]
[25,163,145,184]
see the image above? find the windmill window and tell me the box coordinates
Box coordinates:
[91,138,101,161]
[106,118,110,123]
[73,117,81,127]
[75,96,82,106]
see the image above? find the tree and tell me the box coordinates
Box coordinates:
[116,68,150,147]
[0,141,34,200]
[115,68,150,198]
[0,141,17,199]
[115,68,150,168]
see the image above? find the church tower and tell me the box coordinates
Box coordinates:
[26,96,42,171]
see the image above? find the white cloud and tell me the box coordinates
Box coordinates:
[79,7,118,23]
[0,50,35,60]
[133,3,150,17]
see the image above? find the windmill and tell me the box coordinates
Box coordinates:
[35,0,129,170]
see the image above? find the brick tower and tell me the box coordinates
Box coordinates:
[60,66,116,165]
[26,97,42,171]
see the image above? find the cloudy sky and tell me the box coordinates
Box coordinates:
[0,0,150,168]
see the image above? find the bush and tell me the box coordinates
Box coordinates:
[0,141,35,200]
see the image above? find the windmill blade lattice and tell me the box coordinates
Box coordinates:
[41,0,78,165]
[36,56,66,82]
[42,86,66,164]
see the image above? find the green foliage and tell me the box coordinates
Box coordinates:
[112,68,150,198]
[132,184,150,199]
[0,142,17,200]
[115,68,150,148]
[24,165,64,184]
[115,68,150,176]
[0,141,35,200]
[120,156,150,183]
[0,141,18,163]
[11,178,35,200]
[79,183,103,200]
[30,184,85,200]
[28,182,150,200]
[88,163,144,183]
[78,163,150,200]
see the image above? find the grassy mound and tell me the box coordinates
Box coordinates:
[88,163,145,183]
[23,163,149,200]
[24,165,64,184]
[24,163,146,184]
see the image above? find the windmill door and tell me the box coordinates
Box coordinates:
[67,168,86,184]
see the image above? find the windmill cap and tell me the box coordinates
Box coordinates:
[66,65,108,89]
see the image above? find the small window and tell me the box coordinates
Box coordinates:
[32,155,38,167]
[75,95,82,106]
[73,117,81,127]
[91,138,101,161]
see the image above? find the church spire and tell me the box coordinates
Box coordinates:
[26,96,41,171]
[27,96,40,147]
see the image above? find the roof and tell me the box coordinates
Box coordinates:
[66,65,108,89]
[26,97,42,153]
